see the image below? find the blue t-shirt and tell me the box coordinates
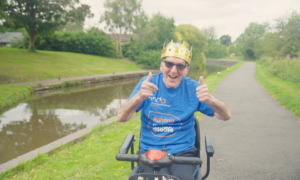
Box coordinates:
[128,73,215,154]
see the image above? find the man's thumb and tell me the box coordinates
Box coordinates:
[145,72,152,82]
[199,76,205,85]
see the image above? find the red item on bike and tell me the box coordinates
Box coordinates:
[146,150,167,161]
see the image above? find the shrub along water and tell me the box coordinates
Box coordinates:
[0,85,33,110]
[12,28,116,57]
[258,57,300,83]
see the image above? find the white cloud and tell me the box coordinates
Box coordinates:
[81,0,300,41]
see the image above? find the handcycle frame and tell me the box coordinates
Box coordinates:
[116,118,214,180]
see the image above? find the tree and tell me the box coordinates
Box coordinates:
[175,24,207,69]
[142,12,176,50]
[205,42,228,59]
[100,0,144,58]
[2,0,93,51]
[261,32,281,57]
[275,11,300,57]
[201,26,218,45]
[124,13,176,68]
[220,35,231,46]
[235,22,269,59]
[61,4,94,32]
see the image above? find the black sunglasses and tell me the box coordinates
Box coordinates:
[164,60,187,71]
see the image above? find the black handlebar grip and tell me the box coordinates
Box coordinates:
[173,157,202,165]
[116,154,139,162]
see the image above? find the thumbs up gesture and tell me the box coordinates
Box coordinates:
[196,76,211,103]
[139,72,158,100]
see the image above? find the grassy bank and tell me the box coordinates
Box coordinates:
[0,48,142,83]
[0,47,143,111]
[255,63,300,118]
[0,61,244,179]
[258,56,300,83]
[0,85,33,110]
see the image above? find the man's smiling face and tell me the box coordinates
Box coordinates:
[160,56,189,89]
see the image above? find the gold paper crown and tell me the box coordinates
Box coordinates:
[161,40,193,65]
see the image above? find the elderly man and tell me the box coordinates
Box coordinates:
[117,41,231,179]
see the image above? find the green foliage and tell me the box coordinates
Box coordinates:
[228,44,236,54]
[134,50,161,68]
[235,22,269,60]
[261,32,281,57]
[0,85,33,110]
[200,26,229,59]
[235,11,300,60]
[2,0,93,50]
[175,24,207,69]
[19,29,116,57]
[220,35,231,46]
[124,13,176,68]
[256,63,300,118]
[60,4,94,32]
[258,57,300,83]
[201,26,218,45]
[275,11,300,58]
[143,13,176,50]
[100,0,144,57]
[206,42,229,59]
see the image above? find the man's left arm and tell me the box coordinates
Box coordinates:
[196,76,231,121]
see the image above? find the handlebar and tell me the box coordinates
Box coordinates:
[173,156,202,165]
[116,154,139,162]
[116,153,202,168]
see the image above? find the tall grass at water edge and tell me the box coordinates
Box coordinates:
[0,85,33,110]
[258,57,300,83]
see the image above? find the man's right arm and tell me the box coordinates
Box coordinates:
[117,72,158,122]
[117,92,144,122]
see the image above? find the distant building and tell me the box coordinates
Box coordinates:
[0,32,24,47]
[230,53,235,58]
[106,34,138,51]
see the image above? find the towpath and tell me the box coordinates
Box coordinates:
[200,62,300,179]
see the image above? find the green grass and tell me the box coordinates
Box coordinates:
[0,61,245,179]
[0,85,33,110]
[256,63,300,118]
[258,56,300,83]
[0,47,143,111]
[0,47,142,83]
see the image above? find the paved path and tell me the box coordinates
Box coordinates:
[200,62,300,180]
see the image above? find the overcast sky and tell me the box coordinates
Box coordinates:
[81,0,300,41]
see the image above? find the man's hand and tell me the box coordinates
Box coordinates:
[196,76,211,103]
[139,72,158,100]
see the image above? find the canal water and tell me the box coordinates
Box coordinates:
[0,64,229,164]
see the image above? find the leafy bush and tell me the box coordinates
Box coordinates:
[134,50,161,68]
[259,57,300,83]
[205,42,228,59]
[19,29,116,57]
[123,13,176,68]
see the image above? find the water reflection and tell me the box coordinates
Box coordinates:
[187,64,227,80]
[0,80,139,164]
